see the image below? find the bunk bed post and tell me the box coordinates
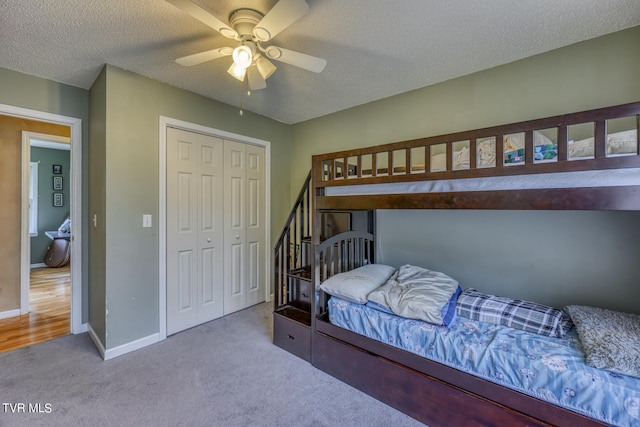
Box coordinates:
[557,126,568,161]
[405,148,411,174]
[524,130,534,164]
[424,142,431,173]
[595,120,607,159]
[371,152,377,177]
[636,113,640,156]
[495,134,504,170]
[311,155,322,329]
[470,138,477,170]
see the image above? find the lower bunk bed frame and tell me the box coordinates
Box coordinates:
[307,102,640,427]
[314,323,604,427]
[312,232,605,427]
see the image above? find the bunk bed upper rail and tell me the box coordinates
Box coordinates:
[312,102,640,211]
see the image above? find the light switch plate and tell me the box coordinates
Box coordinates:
[143,214,152,228]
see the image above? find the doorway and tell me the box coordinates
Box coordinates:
[26,133,72,346]
[0,103,83,349]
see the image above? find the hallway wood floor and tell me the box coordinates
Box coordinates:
[0,266,70,352]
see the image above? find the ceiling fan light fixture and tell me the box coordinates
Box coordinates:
[256,55,277,80]
[227,62,247,81]
[169,0,327,89]
[232,45,253,68]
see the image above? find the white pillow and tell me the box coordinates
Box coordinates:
[320,264,396,304]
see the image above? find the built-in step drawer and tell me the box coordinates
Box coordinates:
[287,276,312,311]
[273,312,311,362]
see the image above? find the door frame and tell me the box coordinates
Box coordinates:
[21,131,71,313]
[158,116,271,340]
[1,102,84,334]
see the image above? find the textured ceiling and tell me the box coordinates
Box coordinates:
[2,0,640,124]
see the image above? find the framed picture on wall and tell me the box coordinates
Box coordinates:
[53,164,62,174]
[53,192,64,207]
[53,176,63,191]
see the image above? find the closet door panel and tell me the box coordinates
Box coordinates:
[245,144,265,306]
[177,250,195,312]
[224,141,247,314]
[229,242,244,296]
[197,136,224,323]
[167,128,199,334]
[167,128,224,334]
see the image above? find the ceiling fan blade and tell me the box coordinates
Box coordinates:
[247,67,267,90]
[264,46,326,73]
[175,47,233,66]
[252,0,309,42]
[166,0,238,39]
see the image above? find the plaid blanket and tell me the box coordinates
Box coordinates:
[456,288,573,338]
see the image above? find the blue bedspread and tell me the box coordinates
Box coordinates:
[328,297,640,427]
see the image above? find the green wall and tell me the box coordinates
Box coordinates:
[88,67,107,344]
[291,26,640,313]
[95,65,292,349]
[377,210,640,314]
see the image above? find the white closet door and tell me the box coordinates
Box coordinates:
[196,134,225,324]
[223,140,247,314]
[245,143,265,307]
[223,141,266,314]
[167,128,224,335]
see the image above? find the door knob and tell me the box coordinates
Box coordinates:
[207,238,211,242]
[235,235,240,239]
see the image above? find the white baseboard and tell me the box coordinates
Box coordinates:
[87,324,160,361]
[0,309,20,320]
[103,333,160,361]
[87,324,106,359]
[30,263,46,269]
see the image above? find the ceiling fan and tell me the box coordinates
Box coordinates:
[167,0,327,90]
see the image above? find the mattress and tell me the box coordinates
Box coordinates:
[325,168,640,196]
[328,296,640,427]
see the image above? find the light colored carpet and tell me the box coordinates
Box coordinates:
[0,302,425,426]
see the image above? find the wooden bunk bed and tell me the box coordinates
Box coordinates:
[306,102,640,427]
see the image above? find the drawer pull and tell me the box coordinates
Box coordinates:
[287,334,295,340]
